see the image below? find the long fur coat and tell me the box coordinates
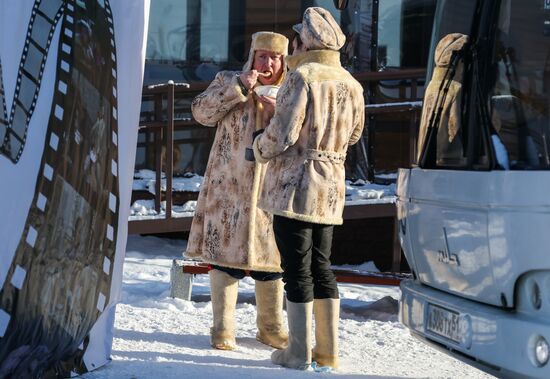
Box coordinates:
[185,71,281,272]
[253,50,365,225]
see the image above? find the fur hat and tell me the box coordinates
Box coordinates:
[434,33,469,67]
[293,7,345,51]
[242,32,289,71]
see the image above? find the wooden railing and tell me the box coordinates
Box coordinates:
[131,81,199,234]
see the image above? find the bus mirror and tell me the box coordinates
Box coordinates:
[333,0,348,10]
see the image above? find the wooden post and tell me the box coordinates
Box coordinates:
[166,82,174,220]
[154,95,162,213]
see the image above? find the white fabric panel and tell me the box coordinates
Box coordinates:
[82,0,150,371]
[0,0,150,373]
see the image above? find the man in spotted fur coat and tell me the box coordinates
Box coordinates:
[253,7,365,371]
[185,32,289,351]
[416,33,468,163]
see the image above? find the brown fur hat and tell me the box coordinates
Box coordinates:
[434,33,469,67]
[242,32,289,72]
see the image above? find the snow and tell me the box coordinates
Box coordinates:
[129,199,196,220]
[132,170,203,193]
[365,101,423,109]
[345,179,396,205]
[82,234,494,379]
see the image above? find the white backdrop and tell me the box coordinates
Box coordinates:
[0,0,149,375]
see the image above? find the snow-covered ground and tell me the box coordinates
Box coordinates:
[82,234,494,379]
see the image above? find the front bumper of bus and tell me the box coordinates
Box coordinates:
[400,279,550,379]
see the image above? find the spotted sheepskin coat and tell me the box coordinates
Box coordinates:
[253,50,365,225]
[416,33,468,162]
[185,71,282,272]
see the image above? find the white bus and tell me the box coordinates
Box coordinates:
[398,0,550,377]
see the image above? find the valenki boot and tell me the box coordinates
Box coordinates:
[312,298,340,369]
[209,269,239,350]
[255,279,288,349]
[271,300,313,370]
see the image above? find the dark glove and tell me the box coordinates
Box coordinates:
[252,128,265,141]
[245,129,265,161]
[236,74,249,96]
[245,148,255,161]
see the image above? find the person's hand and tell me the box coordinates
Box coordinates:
[238,70,260,90]
[256,94,276,123]
[256,95,276,113]
[245,129,265,162]
[252,128,265,141]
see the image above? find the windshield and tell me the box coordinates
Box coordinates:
[426,0,477,78]
[488,0,550,169]
[417,0,477,167]
[419,0,550,170]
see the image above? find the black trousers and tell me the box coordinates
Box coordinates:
[273,215,339,303]
[210,264,283,281]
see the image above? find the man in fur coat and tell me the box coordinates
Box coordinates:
[416,33,468,164]
[253,7,365,371]
[186,32,289,351]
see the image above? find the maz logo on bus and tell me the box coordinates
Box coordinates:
[437,227,460,266]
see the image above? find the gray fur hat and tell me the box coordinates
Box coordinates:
[293,7,345,51]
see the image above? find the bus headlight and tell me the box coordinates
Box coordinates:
[534,336,549,367]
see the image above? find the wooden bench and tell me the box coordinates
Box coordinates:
[170,259,411,301]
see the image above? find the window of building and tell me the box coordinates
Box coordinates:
[139,0,436,178]
[146,0,188,62]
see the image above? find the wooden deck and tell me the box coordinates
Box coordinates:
[180,259,408,286]
[169,259,410,301]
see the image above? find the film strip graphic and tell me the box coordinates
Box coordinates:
[0,0,119,376]
[0,64,7,131]
[0,0,65,163]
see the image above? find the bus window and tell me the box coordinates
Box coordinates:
[426,0,477,77]
[417,0,477,169]
[488,0,550,169]
[417,33,469,167]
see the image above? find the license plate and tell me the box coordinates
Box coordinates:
[426,304,462,343]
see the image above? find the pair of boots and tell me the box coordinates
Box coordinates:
[209,269,288,350]
[271,298,340,370]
